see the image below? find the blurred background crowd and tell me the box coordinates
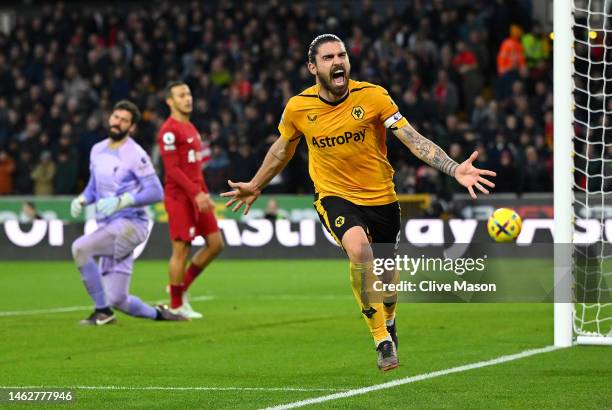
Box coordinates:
[0,0,554,200]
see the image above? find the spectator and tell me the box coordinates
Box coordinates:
[63,65,89,101]
[497,25,526,76]
[521,24,551,69]
[522,115,542,140]
[503,115,521,143]
[264,198,286,221]
[0,98,10,146]
[474,142,493,176]
[210,57,232,88]
[531,81,552,118]
[416,166,442,195]
[400,90,430,127]
[20,201,43,222]
[0,149,15,195]
[204,145,231,193]
[432,70,459,116]
[496,24,526,99]
[393,162,417,194]
[79,116,104,151]
[110,67,130,101]
[468,30,490,74]
[471,95,489,131]
[488,99,503,126]
[452,41,483,112]
[53,150,79,194]
[495,150,520,193]
[31,151,56,195]
[13,151,34,194]
[437,114,464,149]
[229,141,259,185]
[544,110,554,147]
[521,146,551,192]
[0,1,550,197]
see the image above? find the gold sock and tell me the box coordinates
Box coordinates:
[349,261,388,343]
[382,268,399,324]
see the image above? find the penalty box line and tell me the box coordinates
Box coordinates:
[262,345,563,410]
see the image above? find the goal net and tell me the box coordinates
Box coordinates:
[571,0,612,344]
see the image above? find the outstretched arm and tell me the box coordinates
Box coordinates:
[221,136,301,214]
[392,123,496,198]
[249,136,300,192]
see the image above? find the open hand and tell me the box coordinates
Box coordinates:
[455,151,496,199]
[220,180,261,215]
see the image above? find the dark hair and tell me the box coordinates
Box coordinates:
[112,100,141,125]
[165,81,188,99]
[308,34,344,64]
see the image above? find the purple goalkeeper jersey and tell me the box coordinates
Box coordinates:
[83,137,157,223]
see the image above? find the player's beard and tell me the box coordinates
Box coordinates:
[109,126,129,141]
[318,66,349,98]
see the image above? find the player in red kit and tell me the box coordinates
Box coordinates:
[157,81,224,319]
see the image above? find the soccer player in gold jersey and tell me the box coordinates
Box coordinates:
[221,34,495,371]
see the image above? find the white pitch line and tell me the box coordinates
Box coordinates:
[262,345,563,410]
[0,385,343,392]
[0,305,95,316]
[0,296,215,317]
[0,295,351,317]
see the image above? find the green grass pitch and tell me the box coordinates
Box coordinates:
[0,260,610,409]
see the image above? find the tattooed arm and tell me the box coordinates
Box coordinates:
[391,123,496,198]
[392,123,459,176]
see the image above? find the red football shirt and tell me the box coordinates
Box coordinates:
[157,117,208,199]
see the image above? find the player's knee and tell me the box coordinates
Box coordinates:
[208,234,225,255]
[171,241,190,260]
[342,227,372,263]
[71,239,89,265]
[345,242,373,264]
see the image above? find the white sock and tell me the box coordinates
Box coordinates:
[385,316,395,327]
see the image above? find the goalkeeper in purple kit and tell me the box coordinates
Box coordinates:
[70,100,187,325]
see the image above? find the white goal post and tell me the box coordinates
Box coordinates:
[555,0,612,346]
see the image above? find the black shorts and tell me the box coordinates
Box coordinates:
[314,195,401,246]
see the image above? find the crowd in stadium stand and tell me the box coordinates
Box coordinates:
[0,0,553,200]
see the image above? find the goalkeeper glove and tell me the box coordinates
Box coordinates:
[96,193,135,217]
[70,195,86,218]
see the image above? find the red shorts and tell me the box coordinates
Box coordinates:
[164,194,220,242]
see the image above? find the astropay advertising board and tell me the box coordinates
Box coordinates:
[2,192,609,260]
[0,217,584,260]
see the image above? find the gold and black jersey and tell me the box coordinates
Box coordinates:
[278,79,408,206]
